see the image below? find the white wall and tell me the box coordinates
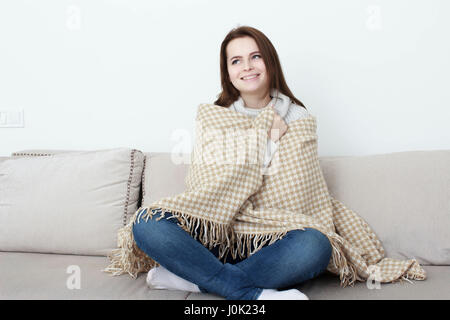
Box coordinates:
[1,0,449,157]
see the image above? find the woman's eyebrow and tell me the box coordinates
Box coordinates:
[230,51,260,61]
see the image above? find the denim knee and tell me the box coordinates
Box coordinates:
[132,216,153,250]
[303,228,332,271]
[285,228,332,271]
[131,212,175,251]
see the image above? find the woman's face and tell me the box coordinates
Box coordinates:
[226,36,270,96]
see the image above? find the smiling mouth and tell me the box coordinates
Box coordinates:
[241,74,260,81]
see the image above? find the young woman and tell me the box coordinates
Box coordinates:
[132,26,332,300]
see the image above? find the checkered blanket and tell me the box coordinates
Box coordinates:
[103,103,426,287]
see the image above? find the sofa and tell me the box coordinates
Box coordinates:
[1,148,449,300]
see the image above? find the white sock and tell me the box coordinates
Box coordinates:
[146,266,201,293]
[257,288,309,300]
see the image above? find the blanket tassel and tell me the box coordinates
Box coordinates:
[102,206,236,278]
[326,234,361,288]
[102,208,158,278]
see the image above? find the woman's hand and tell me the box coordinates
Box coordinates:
[268,105,288,142]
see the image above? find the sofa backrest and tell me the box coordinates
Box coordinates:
[142,150,450,266]
[4,148,449,266]
[0,148,144,256]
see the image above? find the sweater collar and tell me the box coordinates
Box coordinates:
[231,88,291,118]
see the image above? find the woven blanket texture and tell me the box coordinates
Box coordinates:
[103,103,427,288]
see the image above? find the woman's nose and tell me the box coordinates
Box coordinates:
[243,59,253,71]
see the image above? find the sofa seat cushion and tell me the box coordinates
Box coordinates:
[1,251,448,300]
[294,267,450,300]
[186,266,450,300]
[0,251,187,300]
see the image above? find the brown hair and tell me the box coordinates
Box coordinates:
[214,25,307,110]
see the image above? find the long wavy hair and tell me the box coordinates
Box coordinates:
[214,25,307,110]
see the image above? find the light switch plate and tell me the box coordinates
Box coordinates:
[0,109,24,128]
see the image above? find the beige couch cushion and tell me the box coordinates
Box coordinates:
[1,251,448,299]
[319,149,450,266]
[142,152,190,205]
[0,148,144,256]
[0,252,188,300]
[142,150,450,266]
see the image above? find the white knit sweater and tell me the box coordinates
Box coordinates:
[229,88,310,167]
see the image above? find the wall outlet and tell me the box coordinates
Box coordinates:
[0,109,24,128]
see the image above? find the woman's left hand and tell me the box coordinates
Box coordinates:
[268,105,288,142]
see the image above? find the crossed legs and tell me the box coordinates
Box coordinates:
[132,211,332,300]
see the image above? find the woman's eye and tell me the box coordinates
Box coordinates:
[231,55,261,65]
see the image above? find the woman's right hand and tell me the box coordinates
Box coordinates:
[268,105,288,142]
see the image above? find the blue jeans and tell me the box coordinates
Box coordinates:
[132,210,332,300]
